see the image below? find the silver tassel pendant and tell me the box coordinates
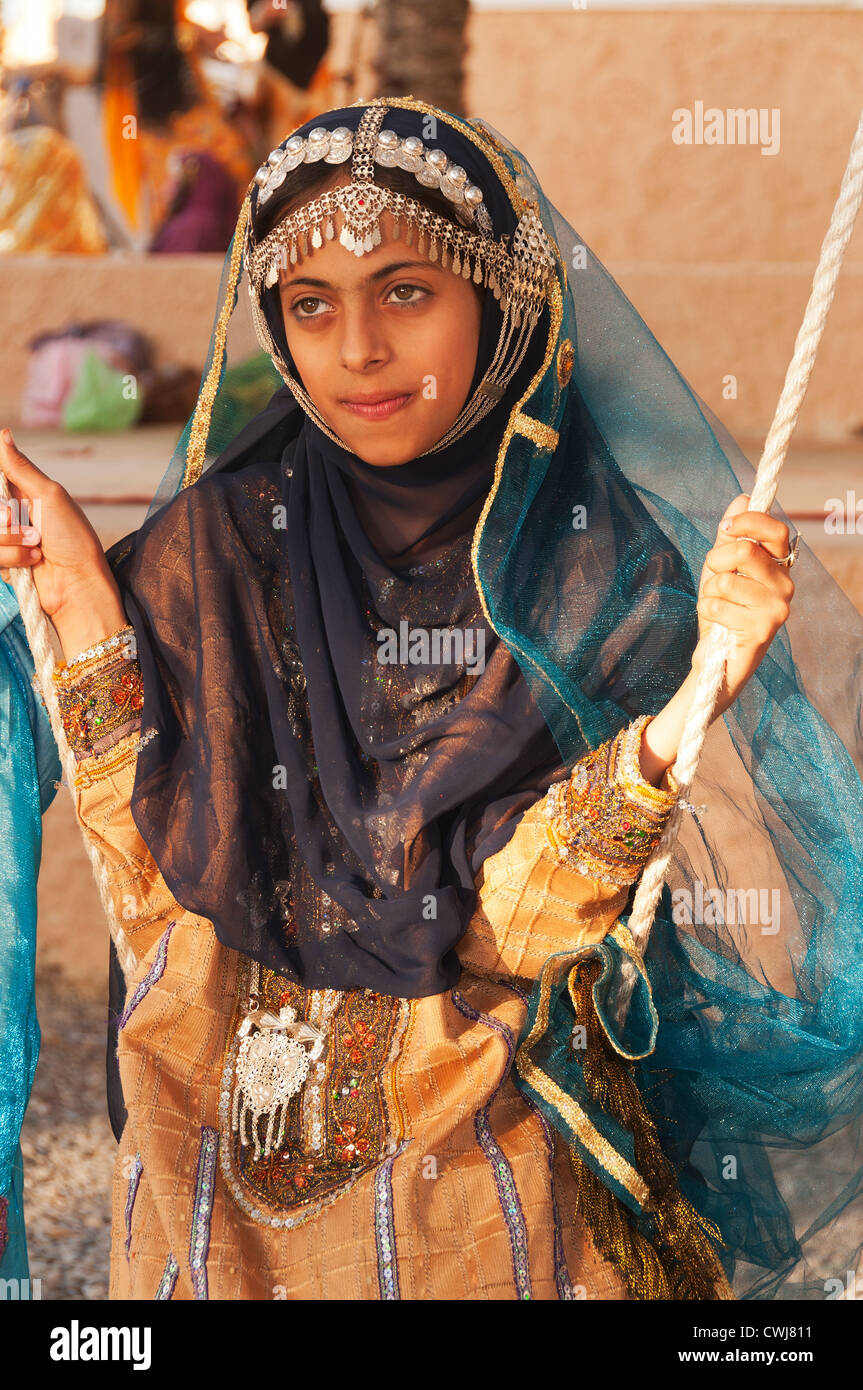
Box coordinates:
[231,1004,325,1161]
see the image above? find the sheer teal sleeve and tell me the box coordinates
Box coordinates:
[0,582,61,1280]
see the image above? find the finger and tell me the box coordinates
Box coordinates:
[698,589,789,633]
[722,508,790,560]
[0,544,41,567]
[696,595,749,635]
[714,494,751,548]
[0,500,23,534]
[704,537,795,592]
[0,428,55,499]
[703,570,793,610]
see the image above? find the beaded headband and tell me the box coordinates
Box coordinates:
[244,102,558,455]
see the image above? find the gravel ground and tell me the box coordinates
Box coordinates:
[19,973,115,1302]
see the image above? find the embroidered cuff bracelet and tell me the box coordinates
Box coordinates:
[544,715,678,886]
[54,621,137,676]
[52,634,144,760]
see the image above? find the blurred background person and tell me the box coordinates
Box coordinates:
[247,0,336,147]
[0,80,108,254]
[98,0,256,252]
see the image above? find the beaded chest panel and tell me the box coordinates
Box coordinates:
[219,959,411,1229]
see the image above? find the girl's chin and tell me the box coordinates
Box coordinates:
[351,449,426,467]
[343,427,449,466]
[315,402,460,463]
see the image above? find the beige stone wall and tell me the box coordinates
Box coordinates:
[2,6,862,440]
[462,6,863,442]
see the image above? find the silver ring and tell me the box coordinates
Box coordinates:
[774,533,800,568]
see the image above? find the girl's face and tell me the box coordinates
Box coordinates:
[277,199,483,466]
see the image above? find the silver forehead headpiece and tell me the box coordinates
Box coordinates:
[244,103,558,455]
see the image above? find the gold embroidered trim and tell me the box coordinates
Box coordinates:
[218,956,411,1230]
[557,338,574,387]
[543,717,678,886]
[182,190,252,490]
[54,653,144,759]
[514,951,650,1208]
[73,739,141,789]
[512,412,559,451]
[566,956,735,1301]
[562,936,657,1063]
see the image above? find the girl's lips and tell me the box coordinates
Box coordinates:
[339,392,413,421]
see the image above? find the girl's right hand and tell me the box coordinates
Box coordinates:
[0,429,123,624]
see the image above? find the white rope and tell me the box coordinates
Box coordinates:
[619,106,863,1009]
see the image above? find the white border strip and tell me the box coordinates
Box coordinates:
[325,1,863,11]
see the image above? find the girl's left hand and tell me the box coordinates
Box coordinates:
[693,493,795,715]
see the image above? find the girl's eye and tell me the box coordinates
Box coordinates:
[291,297,330,319]
[290,284,428,318]
[386,284,428,306]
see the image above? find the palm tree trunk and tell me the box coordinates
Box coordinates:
[373,0,469,116]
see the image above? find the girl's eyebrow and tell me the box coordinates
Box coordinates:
[283,258,443,290]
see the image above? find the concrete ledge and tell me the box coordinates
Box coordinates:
[2,254,228,427]
[3,254,862,439]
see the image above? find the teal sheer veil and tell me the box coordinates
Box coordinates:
[471,119,863,1300]
[122,100,863,1299]
[0,581,61,1281]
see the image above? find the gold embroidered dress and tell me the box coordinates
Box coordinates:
[54,630,683,1301]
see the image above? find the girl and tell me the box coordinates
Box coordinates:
[2,98,860,1301]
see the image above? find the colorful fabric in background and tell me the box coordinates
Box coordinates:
[0,127,108,256]
[0,582,61,1281]
[102,48,254,248]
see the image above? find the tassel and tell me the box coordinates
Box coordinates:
[567,958,732,1300]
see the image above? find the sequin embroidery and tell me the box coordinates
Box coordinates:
[189,1127,218,1299]
[154,1252,179,1300]
[450,990,533,1300]
[219,959,411,1229]
[374,1140,410,1300]
[118,921,176,1029]
[124,1153,143,1260]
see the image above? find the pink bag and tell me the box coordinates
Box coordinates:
[20,321,152,427]
[20,338,126,427]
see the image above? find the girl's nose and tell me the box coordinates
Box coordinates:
[338,308,390,373]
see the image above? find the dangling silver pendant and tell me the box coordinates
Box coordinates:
[231,1002,326,1161]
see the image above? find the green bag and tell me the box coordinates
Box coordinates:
[62,349,143,432]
